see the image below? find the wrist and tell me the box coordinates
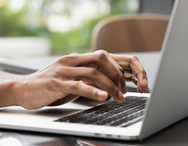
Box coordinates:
[0,80,20,107]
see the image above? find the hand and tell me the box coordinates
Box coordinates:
[12,50,148,109]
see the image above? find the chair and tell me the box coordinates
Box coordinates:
[91,14,169,53]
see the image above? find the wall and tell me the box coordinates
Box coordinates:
[139,0,175,15]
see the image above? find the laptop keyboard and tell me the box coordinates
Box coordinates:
[0,68,23,75]
[55,96,147,127]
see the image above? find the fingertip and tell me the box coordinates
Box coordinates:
[97,91,108,101]
[138,79,149,93]
[137,86,144,93]
[117,91,125,103]
[142,78,149,92]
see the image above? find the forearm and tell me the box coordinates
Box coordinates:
[0,71,24,107]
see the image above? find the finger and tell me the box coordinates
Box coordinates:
[124,73,144,93]
[62,81,111,102]
[122,67,133,74]
[110,54,149,92]
[109,53,131,67]
[83,81,112,101]
[120,72,127,94]
[93,50,125,90]
[136,71,149,93]
[124,73,138,85]
[128,56,148,92]
[58,67,125,103]
[118,66,127,94]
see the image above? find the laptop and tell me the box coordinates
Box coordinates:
[0,0,188,141]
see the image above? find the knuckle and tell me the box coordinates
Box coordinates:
[70,81,80,91]
[129,55,139,62]
[47,78,60,91]
[86,86,93,94]
[135,70,146,79]
[96,50,108,61]
[55,66,67,77]
[58,56,67,63]
[89,68,99,76]
[135,71,139,78]
[69,53,79,56]
[95,50,108,54]
[142,70,147,78]
[56,66,64,73]
[58,55,77,64]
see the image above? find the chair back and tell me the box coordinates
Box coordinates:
[92,15,169,53]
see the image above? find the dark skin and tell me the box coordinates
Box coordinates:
[0,50,149,109]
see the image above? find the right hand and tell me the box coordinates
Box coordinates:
[12,50,148,109]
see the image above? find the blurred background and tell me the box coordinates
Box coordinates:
[0,0,174,58]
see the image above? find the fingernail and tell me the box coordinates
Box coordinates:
[118,91,125,101]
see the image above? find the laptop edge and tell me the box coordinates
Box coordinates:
[140,0,188,140]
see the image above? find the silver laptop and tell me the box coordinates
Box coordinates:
[0,0,188,141]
